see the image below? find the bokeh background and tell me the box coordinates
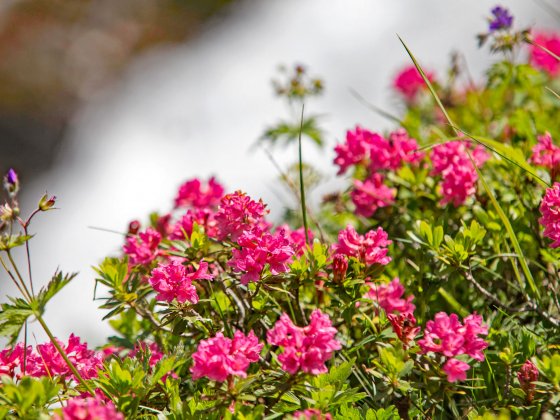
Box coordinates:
[1,0,557,345]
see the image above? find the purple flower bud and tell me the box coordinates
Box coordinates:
[3,168,19,196]
[489,6,513,32]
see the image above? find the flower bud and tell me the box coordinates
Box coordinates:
[332,254,348,283]
[387,312,420,347]
[128,220,141,235]
[38,194,56,211]
[517,360,539,403]
[3,169,19,196]
[0,203,19,221]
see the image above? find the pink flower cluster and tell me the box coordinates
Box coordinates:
[174,177,224,209]
[334,225,391,266]
[215,191,269,241]
[418,312,489,382]
[518,360,539,402]
[0,343,26,377]
[277,224,313,256]
[430,141,489,206]
[228,228,295,284]
[190,330,263,382]
[53,395,124,420]
[123,227,161,266]
[333,127,422,217]
[393,65,435,101]
[334,127,422,175]
[267,310,341,375]
[364,278,415,314]
[0,335,104,381]
[539,182,560,247]
[530,32,560,76]
[170,209,219,240]
[293,409,332,420]
[530,132,560,176]
[351,174,396,218]
[148,260,213,304]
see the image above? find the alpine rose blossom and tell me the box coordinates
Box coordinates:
[530,32,560,76]
[27,334,103,380]
[0,343,27,377]
[518,360,539,402]
[123,227,161,266]
[333,126,377,175]
[215,191,269,241]
[530,132,560,176]
[369,129,423,171]
[539,183,560,248]
[430,141,489,206]
[190,330,263,382]
[53,396,124,420]
[334,225,391,266]
[170,209,218,239]
[228,228,295,284]
[148,260,212,304]
[292,409,332,420]
[418,312,488,382]
[267,310,341,375]
[174,177,224,209]
[443,358,470,383]
[393,65,435,100]
[277,224,313,255]
[387,312,421,346]
[351,174,396,217]
[364,278,415,314]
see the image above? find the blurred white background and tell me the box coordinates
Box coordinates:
[5,0,556,346]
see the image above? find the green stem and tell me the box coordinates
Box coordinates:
[35,313,96,396]
[0,255,32,302]
[6,251,33,300]
[297,104,310,246]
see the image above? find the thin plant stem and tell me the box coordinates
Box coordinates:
[0,255,32,301]
[297,104,310,246]
[6,250,33,300]
[34,312,96,396]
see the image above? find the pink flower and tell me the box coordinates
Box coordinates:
[0,343,27,377]
[334,225,391,266]
[228,228,295,285]
[369,129,423,172]
[430,141,489,206]
[277,224,313,256]
[530,32,560,76]
[123,227,161,266]
[170,209,218,240]
[215,191,269,241]
[190,330,263,382]
[351,174,396,217]
[539,183,560,248]
[418,312,488,382]
[518,360,539,402]
[530,132,560,175]
[364,278,415,314]
[27,334,103,381]
[333,126,376,175]
[267,310,341,375]
[174,177,224,209]
[443,358,470,383]
[387,312,421,346]
[53,395,124,420]
[418,313,466,357]
[331,254,348,283]
[148,260,212,304]
[393,65,435,100]
[293,409,332,420]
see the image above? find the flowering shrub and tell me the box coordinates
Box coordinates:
[2,5,560,419]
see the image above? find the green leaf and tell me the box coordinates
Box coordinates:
[35,271,77,312]
[0,297,34,345]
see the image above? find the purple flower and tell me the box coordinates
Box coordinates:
[489,6,513,31]
[3,168,19,196]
